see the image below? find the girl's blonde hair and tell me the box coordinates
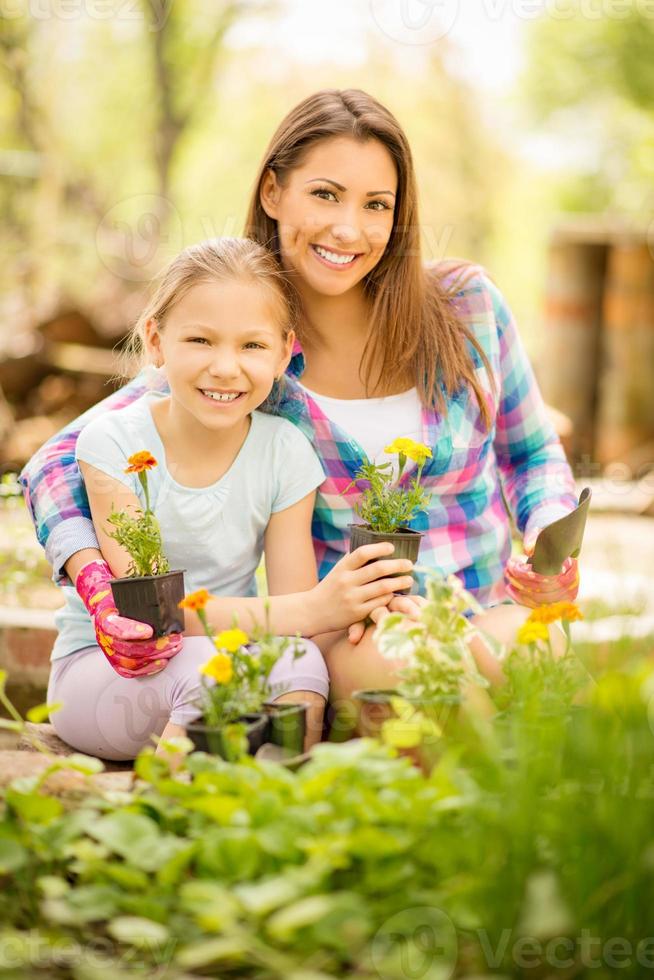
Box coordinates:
[244,88,495,427]
[119,237,299,378]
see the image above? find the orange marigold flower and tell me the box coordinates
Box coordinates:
[555,601,584,623]
[528,605,563,625]
[178,589,211,612]
[529,601,584,625]
[125,451,158,474]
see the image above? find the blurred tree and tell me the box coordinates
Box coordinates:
[0,2,516,343]
[140,0,271,206]
[524,4,654,213]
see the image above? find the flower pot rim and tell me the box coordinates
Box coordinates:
[186,712,267,733]
[348,523,424,539]
[263,700,310,713]
[109,568,186,584]
[353,687,463,706]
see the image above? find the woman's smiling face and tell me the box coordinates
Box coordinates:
[260,136,398,297]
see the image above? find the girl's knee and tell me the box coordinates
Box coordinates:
[269,637,330,700]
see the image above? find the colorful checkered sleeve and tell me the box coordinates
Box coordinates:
[19,370,168,583]
[488,276,578,539]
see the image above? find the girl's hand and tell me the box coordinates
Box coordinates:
[347,594,427,645]
[503,527,580,608]
[76,559,183,677]
[310,544,415,635]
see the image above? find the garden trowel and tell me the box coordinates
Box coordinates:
[527,486,592,576]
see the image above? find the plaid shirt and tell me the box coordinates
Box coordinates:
[20,265,577,606]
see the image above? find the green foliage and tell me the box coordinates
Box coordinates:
[376,572,488,700]
[1,646,654,976]
[523,5,654,211]
[106,506,169,579]
[496,642,588,716]
[194,611,306,728]
[349,443,432,534]
[350,459,431,533]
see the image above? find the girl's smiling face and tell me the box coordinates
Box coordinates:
[145,279,293,435]
[260,136,397,297]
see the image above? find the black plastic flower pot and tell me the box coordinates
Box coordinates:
[185,713,268,759]
[263,701,308,755]
[110,569,186,637]
[348,524,423,594]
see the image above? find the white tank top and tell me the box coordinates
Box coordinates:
[297,383,424,464]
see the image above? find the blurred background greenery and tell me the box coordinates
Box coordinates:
[1,0,652,356]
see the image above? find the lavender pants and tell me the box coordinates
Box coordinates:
[47,635,329,761]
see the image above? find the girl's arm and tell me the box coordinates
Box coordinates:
[19,371,166,585]
[78,466,415,639]
[263,490,318,595]
[185,544,415,639]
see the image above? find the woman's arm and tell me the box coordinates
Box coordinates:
[19,371,166,585]
[263,491,318,595]
[488,276,578,539]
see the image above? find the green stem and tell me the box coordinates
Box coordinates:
[138,470,152,514]
[562,619,571,657]
[197,608,214,646]
[0,688,24,725]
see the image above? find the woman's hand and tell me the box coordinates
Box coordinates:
[309,544,415,635]
[348,593,427,645]
[503,526,580,608]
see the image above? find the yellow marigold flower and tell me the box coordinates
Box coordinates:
[516,620,549,645]
[214,628,249,653]
[383,438,433,465]
[529,602,584,625]
[200,653,233,685]
[178,589,211,611]
[125,451,158,474]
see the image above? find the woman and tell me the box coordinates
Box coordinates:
[21,89,579,713]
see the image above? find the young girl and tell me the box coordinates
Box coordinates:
[24,89,579,714]
[47,237,414,760]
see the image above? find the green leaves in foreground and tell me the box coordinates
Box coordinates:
[1,652,654,977]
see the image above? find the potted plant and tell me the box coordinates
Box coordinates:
[348,437,433,593]
[106,451,185,636]
[493,601,587,758]
[353,572,490,743]
[179,590,308,761]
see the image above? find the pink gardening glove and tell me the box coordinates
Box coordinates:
[504,526,580,608]
[76,559,183,678]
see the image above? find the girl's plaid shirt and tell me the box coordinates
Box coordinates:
[19,266,577,606]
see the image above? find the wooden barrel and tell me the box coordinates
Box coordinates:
[539,240,606,463]
[595,242,654,466]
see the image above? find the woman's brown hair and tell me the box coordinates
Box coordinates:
[244,88,495,428]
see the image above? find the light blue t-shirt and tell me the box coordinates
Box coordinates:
[51,392,325,660]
